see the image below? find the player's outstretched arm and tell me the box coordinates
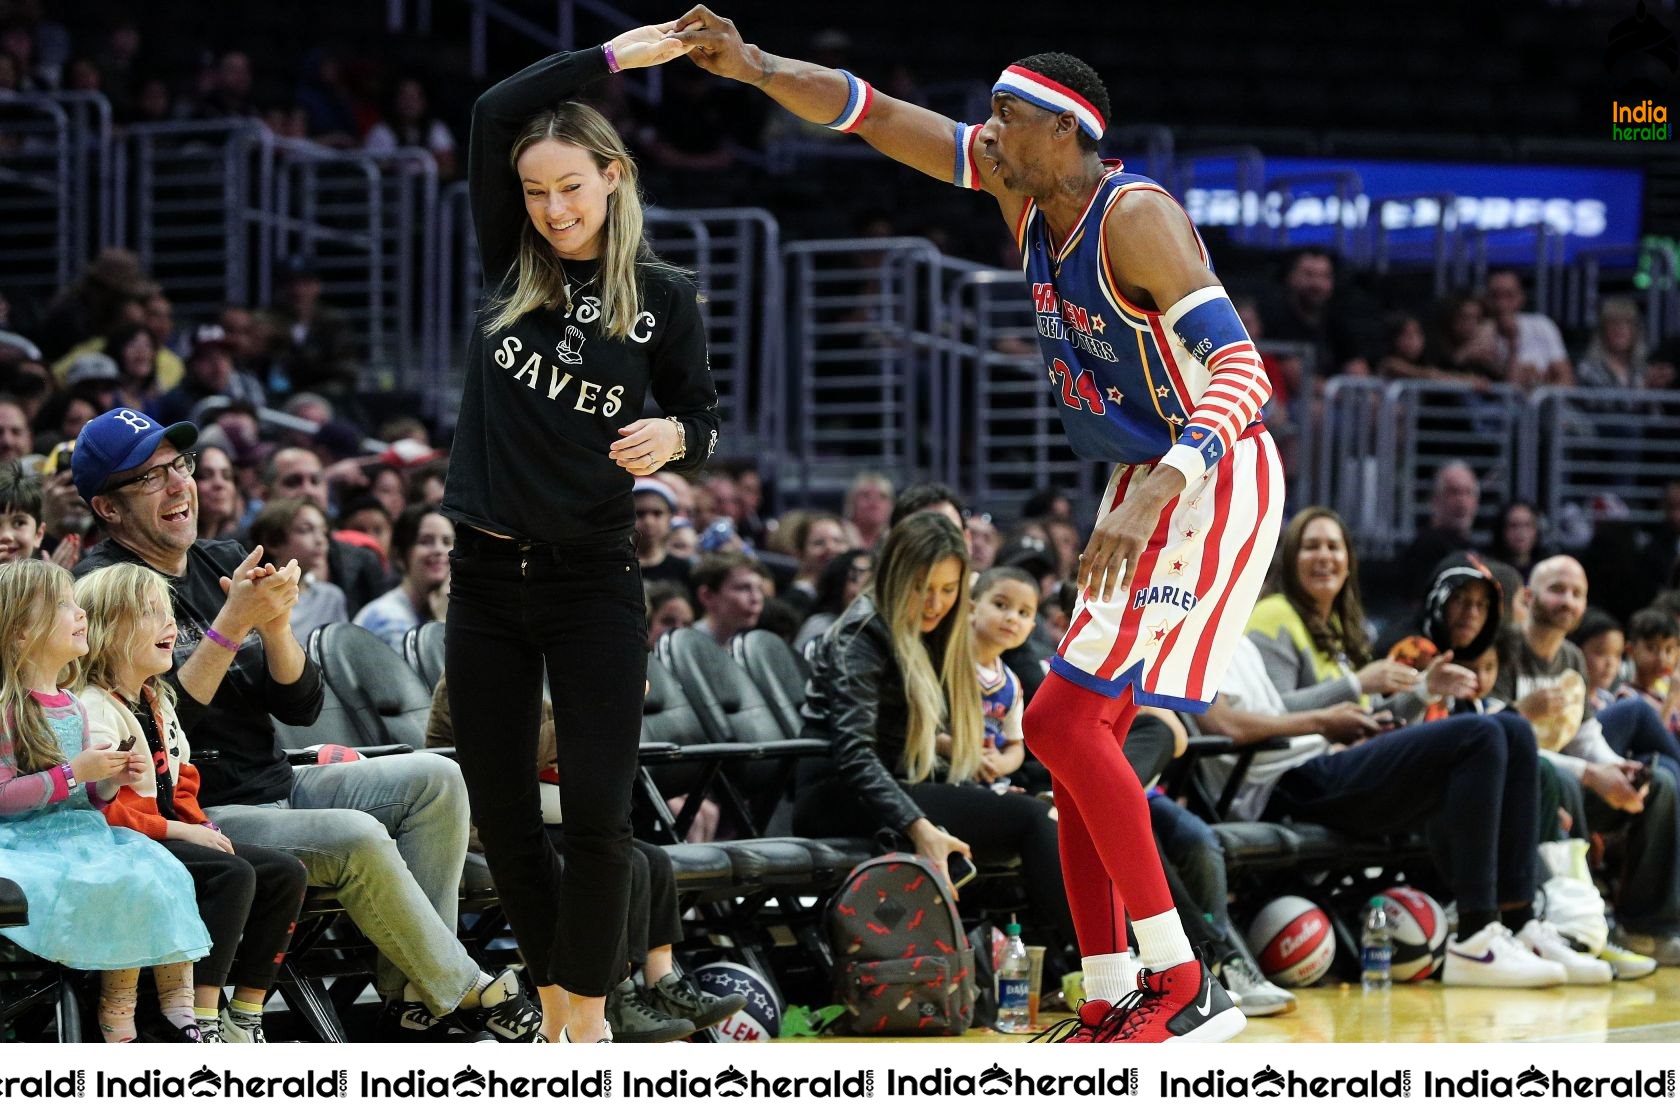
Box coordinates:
[673,6,1022,214]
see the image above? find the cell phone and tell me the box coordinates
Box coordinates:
[116,736,136,753]
[947,852,978,891]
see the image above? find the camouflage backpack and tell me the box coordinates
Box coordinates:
[828,853,977,1036]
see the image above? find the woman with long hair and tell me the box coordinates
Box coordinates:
[440,26,717,1044]
[797,513,1076,955]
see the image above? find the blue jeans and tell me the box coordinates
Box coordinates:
[1598,697,1680,784]
[1268,711,1539,914]
[207,751,479,1013]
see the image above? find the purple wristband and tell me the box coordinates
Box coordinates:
[603,42,621,74]
[204,626,241,653]
[57,761,74,798]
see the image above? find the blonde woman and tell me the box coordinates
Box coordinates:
[796,513,1076,954]
[439,25,720,1044]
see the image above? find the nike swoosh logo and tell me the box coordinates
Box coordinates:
[1448,947,1496,964]
[1196,977,1213,1016]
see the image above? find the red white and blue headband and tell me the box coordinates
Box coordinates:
[992,64,1106,141]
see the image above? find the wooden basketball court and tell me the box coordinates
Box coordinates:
[785,969,1680,1043]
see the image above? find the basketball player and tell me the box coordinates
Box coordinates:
[675,9,1282,1042]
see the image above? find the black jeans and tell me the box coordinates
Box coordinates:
[1267,711,1539,915]
[447,525,646,996]
[543,830,683,969]
[158,839,308,992]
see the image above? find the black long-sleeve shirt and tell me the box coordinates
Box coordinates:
[75,538,326,807]
[443,46,719,545]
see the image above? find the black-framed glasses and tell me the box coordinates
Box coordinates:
[105,452,197,495]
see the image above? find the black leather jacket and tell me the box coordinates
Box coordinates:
[800,595,926,834]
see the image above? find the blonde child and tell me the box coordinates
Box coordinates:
[76,564,309,1043]
[0,559,211,1042]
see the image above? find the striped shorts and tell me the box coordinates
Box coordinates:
[1051,427,1284,713]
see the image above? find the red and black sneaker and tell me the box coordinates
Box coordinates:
[1105,959,1246,1043]
[1033,998,1121,1043]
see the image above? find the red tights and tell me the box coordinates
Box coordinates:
[1021,672,1175,956]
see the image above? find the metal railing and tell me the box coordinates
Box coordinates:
[1314,377,1392,548]
[780,237,944,503]
[0,93,75,295]
[1529,388,1680,528]
[1385,379,1528,554]
[113,119,266,324]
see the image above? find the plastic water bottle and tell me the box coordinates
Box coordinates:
[1361,897,1392,992]
[997,917,1032,1033]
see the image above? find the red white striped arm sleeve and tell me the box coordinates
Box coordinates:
[1159,285,1272,485]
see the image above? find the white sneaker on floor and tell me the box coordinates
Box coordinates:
[1600,939,1659,980]
[1517,919,1613,985]
[1442,921,1567,988]
[1215,951,1297,1017]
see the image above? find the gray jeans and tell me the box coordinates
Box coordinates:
[207,752,478,1012]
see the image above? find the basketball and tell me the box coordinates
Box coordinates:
[691,962,782,1042]
[1246,896,1336,988]
[1379,886,1448,982]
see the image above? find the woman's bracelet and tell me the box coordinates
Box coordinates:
[603,42,622,74]
[665,416,687,464]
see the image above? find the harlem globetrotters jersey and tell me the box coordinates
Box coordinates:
[1016,160,1240,467]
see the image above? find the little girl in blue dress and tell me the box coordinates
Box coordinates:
[0,559,211,1041]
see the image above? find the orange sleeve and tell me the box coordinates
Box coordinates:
[172,763,210,826]
[100,787,169,841]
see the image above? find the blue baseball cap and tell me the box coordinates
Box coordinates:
[72,408,198,502]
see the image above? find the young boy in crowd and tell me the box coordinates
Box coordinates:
[1618,607,1680,739]
[0,462,46,565]
[1571,609,1627,714]
[969,566,1038,789]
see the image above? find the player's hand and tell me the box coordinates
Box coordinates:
[1077,468,1177,604]
[608,22,694,71]
[671,6,758,83]
[610,418,682,476]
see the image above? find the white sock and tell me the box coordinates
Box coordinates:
[456,971,495,1010]
[1082,951,1140,1002]
[1132,912,1195,972]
